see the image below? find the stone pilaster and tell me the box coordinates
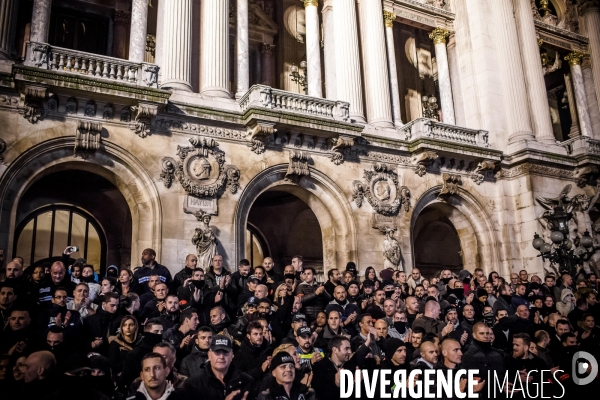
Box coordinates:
[129,0,148,63]
[580,1,600,115]
[261,43,276,87]
[333,0,365,123]
[494,0,534,144]
[200,0,231,98]
[322,0,336,100]
[566,51,593,137]
[160,0,193,91]
[582,57,600,137]
[564,73,581,137]
[383,11,402,128]
[0,0,19,59]
[514,0,555,143]
[357,0,393,128]
[429,28,455,125]
[303,0,323,98]
[236,0,249,98]
[30,0,52,43]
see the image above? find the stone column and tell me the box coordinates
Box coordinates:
[200,0,231,98]
[112,10,130,59]
[30,0,52,43]
[514,0,555,143]
[236,0,249,98]
[334,0,365,123]
[566,51,593,137]
[580,1,600,114]
[429,28,456,125]
[0,0,19,59]
[357,0,393,127]
[303,0,323,98]
[129,0,148,63]
[383,11,402,128]
[564,73,581,137]
[494,0,535,144]
[583,58,600,136]
[160,0,193,91]
[322,0,336,100]
[261,43,276,87]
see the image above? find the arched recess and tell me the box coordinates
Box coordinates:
[0,136,162,266]
[410,186,501,276]
[234,164,357,273]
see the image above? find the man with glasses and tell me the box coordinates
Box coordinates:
[36,287,83,346]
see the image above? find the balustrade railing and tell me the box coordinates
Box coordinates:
[239,85,350,122]
[25,41,159,88]
[401,118,489,148]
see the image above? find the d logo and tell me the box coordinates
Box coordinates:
[572,351,598,386]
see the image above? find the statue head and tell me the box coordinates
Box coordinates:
[192,157,211,180]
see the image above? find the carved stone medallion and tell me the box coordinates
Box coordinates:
[353,163,411,216]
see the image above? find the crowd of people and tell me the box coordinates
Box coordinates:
[0,246,598,399]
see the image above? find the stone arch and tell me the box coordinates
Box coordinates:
[0,136,162,264]
[410,185,501,276]
[234,164,357,273]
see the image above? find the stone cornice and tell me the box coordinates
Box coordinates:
[384,0,454,30]
[534,20,589,51]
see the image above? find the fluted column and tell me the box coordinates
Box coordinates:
[357,0,393,127]
[566,51,593,137]
[580,1,600,113]
[160,0,192,91]
[383,11,402,128]
[200,0,231,98]
[333,0,365,123]
[429,28,455,125]
[129,0,148,62]
[236,0,249,98]
[494,0,534,144]
[303,0,323,98]
[30,0,52,43]
[322,0,336,100]
[0,0,19,59]
[564,73,581,137]
[514,0,555,143]
[261,43,276,87]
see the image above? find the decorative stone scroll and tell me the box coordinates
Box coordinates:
[413,150,438,177]
[247,121,276,154]
[438,173,461,199]
[330,135,355,165]
[74,120,102,159]
[352,163,411,216]
[160,136,240,203]
[285,151,310,182]
[22,85,47,124]
[130,102,158,138]
[471,160,497,185]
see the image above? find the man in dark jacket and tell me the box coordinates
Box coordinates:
[229,259,252,306]
[257,352,315,400]
[180,326,212,378]
[36,287,83,347]
[323,268,342,297]
[462,322,506,396]
[35,261,76,306]
[83,292,120,354]
[163,308,200,363]
[412,300,454,340]
[133,248,172,295]
[129,352,186,400]
[232,321,272,380]
[171,254,198,293]
[294,267,331,323]
[182,335,253,400]
[325,286,360,337]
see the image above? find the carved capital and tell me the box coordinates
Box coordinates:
[247,121,277,154]
[22,85,47,124]
[261,43,276,55]
[429,28,450,45]
[302,0,318,7]
[130,102,159,138]
[412,150,438,177]
[285,151,310,182]
[579,0,600,15]
[74,120,102,158]
[383,11,396,28]
[565,51,586,66]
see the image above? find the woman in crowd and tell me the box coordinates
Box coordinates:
[108,315,142,376]
[117,268,134,296]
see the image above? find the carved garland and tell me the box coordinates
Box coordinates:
[352,163,411,216]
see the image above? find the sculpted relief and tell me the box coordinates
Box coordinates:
[352,163,411,216]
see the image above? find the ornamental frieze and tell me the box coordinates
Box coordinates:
[352,163,411,216]
[154,119,245,140]
[495,163,575,180]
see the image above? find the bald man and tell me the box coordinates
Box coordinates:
[441,338,463,369]
[173,254,198,291]
[23,351,57,397]
[412,300,454,340]
[36,261,75,305]
[415,341,439,369]
[263,257,282,283]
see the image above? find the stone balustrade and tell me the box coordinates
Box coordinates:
[24,41,159,88]
[239,85,350,122]
[560,136,600,155]
[401,118,489,148]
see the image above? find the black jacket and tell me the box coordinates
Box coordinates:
[172,267,194,293]
[461,340,506,395]
[120,333,164,387]
[132,263,172,294]
[180,346,209,378]
[232,336,272,380]
[83,308,120,354]
[182,362,253,400]
[256,380,315,400]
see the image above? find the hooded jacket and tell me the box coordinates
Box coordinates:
[556,289,575,317]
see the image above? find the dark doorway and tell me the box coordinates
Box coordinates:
[247,190,323,275]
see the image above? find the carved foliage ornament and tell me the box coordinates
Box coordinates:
[471,160,497,185]
[22,85,47,124]
[438,173,461,199]
[413,150,438,177]
[285,151,310,182]
[247,122,276,154]
[353,163,411,216]
[160,137,240,198]
[130,102,158,138]
[331,135,355,165]
[74,120,102,159]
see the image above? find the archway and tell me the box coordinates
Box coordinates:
[13,169,132,273]
[247,190,323,272]
[0,136,162,268]
[234,164,357,275]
